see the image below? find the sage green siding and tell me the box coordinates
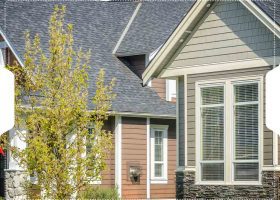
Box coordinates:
[167,1,279,70]
[186,67,273,166]
[178,76,185,166]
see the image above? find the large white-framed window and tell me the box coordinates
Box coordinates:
[150,125,168,184]
[196,76,262,185]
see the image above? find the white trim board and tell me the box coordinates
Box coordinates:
[114,116,122,197]
[159,57,277,78]
[108,111,176,119]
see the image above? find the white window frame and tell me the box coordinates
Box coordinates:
[166,79,177,101]
[150,125,168,184]
[195,75,263,185]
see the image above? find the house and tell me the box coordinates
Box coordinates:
[0,1,196,199]
[143,0,280,199]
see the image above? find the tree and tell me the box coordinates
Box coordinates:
[8,5,115,199]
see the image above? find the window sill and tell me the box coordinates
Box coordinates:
[151,179,168,184]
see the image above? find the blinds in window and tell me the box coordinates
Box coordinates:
[200,86,224,181]
[234,83,259,181]
[154,130,164,178]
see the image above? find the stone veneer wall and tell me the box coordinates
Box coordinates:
[5,170,27,200]
[176,171,280,199]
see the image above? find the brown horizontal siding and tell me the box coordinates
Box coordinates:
[150,119,176,199]
[151,78,166,100]
[121,117,147,199]
[119,55,145,79]
[101,117,115,188]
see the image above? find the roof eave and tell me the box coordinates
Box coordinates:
[142,0,212,85]
[142,0,280,85]
[0,27,24,67]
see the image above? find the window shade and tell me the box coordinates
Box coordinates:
[200,86,224,181]
[234,83,259,181]
[154,130,164,178]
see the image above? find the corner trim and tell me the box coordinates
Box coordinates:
[114,116,122,197]
[146,117,151,199]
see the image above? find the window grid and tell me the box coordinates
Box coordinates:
[196,77,261,185]
[200,85,225,181]
[233,82,260,181]
[150,125,168,183]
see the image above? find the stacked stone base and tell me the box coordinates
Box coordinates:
[176,170,280,199]
[5,170,27,200]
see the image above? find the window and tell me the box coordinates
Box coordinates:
[151,125,168,184]
[200,85,225,181]
[196,77,261,184]
[166,79,177,102]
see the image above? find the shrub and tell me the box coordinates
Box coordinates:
[79,186,119,199]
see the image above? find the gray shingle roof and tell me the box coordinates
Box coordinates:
[115,1,195,56]
[2,0,277,117]
[1,1,192,117]
[253,0,280,25]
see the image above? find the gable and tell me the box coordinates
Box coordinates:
[163,1,280,76]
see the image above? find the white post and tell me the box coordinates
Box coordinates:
[115,116,122,197]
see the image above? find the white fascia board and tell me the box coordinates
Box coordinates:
[107,111,176,119]
[142,0,212,85]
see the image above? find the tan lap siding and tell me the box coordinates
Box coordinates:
[122,117,147,199]
[101,117,115,188]
[167,1,277,71]
[186,67,273,167]
[150,119,176,199]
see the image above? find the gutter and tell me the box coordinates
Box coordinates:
[107,111,176,119]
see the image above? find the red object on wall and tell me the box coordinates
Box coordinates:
[0,147,5,156]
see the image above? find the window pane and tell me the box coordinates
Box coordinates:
[235,104,258,160]
[235,83,258,103]
[154,131,163,161]
[201,163,224,181]
[202,106,224,160]
[201,86,224,105]
[234,163,259,181]
[154,163,163,177]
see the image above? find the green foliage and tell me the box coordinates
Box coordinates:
[8,5,115,199]
[79,186,119,200]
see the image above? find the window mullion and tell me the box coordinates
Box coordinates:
[225,80,233,184]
